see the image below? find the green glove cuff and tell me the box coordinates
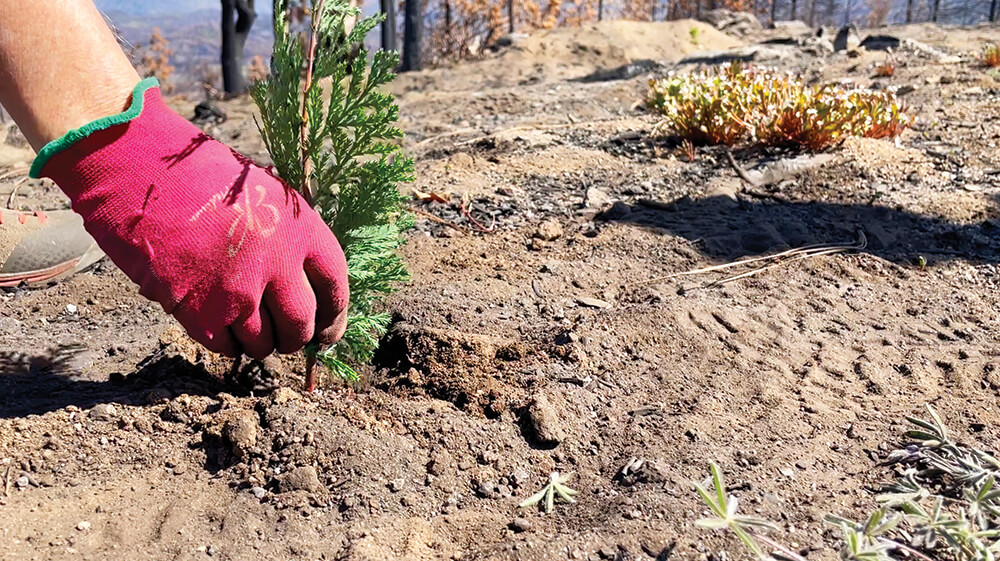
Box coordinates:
[29,77,160,179]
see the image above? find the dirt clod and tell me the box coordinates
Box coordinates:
[277,466,323,494]
[511,517,532,532]
[534,219,564,241]
[527,393,566,446]
[222,410,259,461]
[585,187,614,208]
[87,403,117,421]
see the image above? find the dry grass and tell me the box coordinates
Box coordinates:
[874,53,897,77]
[982,44,1000,67]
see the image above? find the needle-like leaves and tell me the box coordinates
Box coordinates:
[251,0,413,384]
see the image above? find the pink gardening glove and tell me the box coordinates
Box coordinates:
[30,78,348,358]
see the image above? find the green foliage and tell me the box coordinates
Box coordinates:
[694,406,1000,561]
[251,0,414,382]
[692,462,780,559]
[983,44,1000,68]
[646,62,910,151]
[518,471,579,514]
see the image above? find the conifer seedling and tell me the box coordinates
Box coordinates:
[251,0,413,390]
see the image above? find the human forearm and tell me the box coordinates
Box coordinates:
[0,1,140,152]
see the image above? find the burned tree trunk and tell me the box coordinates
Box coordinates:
[220,0,256,95]
[401,0,424,71]
[381,0,397,51]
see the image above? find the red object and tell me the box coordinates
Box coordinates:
[33,80,348,359]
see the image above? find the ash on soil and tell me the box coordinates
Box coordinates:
[3,19,1000,561]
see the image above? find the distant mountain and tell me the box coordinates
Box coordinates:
[97,0,383,94]
[94,0,271,17]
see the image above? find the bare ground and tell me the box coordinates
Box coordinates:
[3,20,1000,561]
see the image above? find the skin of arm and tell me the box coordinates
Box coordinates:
[0,1,141,151]
[0,1,348,353]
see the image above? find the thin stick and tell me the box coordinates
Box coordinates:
[410,206,468,233]
[3,462,11,497]
[0,165,29,182]
[409,127,479,151]
[452,118,621,148]
[641,234,866,285]
[877,537,936,561]
[5,178,27,210]
[707,247,848,287]
[299,0,325,207]
[750,533,808,561]
[725,149,759,187]
[460,196,496,233]
[300,0,325,393]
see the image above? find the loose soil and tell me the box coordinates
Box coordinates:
[3,19,1000,561]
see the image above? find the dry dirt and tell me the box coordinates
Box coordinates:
[3,19,1000,561]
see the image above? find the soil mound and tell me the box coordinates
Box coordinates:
[395,19,744,92]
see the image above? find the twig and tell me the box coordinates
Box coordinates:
[453,118,621,148]
[460,195,496,233]
[3,462,11,497]
[409,127,479,151]
[707,247,849,287]
[299,0,325,207]
[297,0,326,394]
[640,232,867,285]
[725,149,759,187]
[877,537,936,561]
[0,165,29,182]
[750,532,808,561]
[410,206,468,233]
[5,178,27,210]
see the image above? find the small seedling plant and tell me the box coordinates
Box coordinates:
[983,44,1000,68]
[252,0,413,389]
[518,471,579,514]
[694,405,1000,561]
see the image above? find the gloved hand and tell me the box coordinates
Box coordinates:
[30,78,349,358]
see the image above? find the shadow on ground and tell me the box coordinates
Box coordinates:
[601,194,1000,266]
[0,344,243,418]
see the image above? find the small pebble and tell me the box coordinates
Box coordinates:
[88,403,118,422]
[76,521,91,531]
[66,304,78,314]
[511,517,532,532]
[251,486,267,499]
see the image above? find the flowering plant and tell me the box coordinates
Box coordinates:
[647,62,910,150]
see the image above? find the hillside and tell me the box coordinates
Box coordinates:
[95,0,272,17]
[5,17,1000,561]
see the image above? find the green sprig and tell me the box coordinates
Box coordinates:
[251,0,413,384]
